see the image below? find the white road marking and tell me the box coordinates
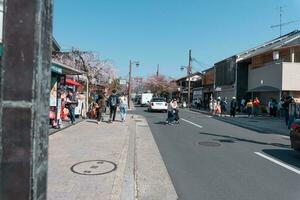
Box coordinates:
[254,152,300,175]
[181,118,203,128]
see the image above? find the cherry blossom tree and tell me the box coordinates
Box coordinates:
[144,74,177,97]
[52,49,117,85]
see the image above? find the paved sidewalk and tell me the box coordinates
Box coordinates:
[189,108,289,135]
[47,113,177,200]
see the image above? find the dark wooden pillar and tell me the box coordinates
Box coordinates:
[0,0,53,199]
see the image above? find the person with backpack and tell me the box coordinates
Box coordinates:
[108,90,120,123]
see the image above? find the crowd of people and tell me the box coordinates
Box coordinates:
[193,94,300,130]
[88,89,128,124]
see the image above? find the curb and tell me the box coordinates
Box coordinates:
[133,115,178,200]
[49,118,85,136]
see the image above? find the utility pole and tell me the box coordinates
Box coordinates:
[0,0,53,199]
[188,49,192,108]
[127,60,139,109]
[128,60,132,109]
[156,64,159,77]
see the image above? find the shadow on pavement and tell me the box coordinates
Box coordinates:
[262,149,300,169]
[86,120,98,124]
[154,121,168,125]
[198,132,290,149]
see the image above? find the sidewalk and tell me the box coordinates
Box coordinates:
[189,108,290,135]
[47,113,177,200]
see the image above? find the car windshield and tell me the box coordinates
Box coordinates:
[152,98,165,102]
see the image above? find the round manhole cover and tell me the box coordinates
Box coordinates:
[71,160,117,176]
[198,141,221,147]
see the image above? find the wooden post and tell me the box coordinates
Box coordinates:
[0,0,53,199]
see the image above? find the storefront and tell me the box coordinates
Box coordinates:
[49,61,84,129]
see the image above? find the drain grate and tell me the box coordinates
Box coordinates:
[71,160,117,176]
[198,141,221,147]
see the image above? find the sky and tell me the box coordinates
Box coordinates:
[53,0,300,79]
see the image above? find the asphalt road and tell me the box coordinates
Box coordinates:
[133,107,300,200]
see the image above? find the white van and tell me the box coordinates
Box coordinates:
[141,93,153,106]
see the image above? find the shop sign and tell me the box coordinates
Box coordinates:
[51,65,63,74]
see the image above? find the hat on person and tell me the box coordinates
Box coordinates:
[232,97,236,99]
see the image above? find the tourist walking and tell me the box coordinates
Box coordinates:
[96,94,106,124]
[220,97,227,117]
[66,91,78,124]
[230,97,237,117]
[119,94,127,122]
[171,98,179,123]
[246,99,253,118]
[108,90,120,123]
[253,97,260,117]
[288,98,297,129]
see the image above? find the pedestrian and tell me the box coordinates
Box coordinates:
[166,100,174,125]
[253,97,260,117]
[288,98,297,129]
[95,94,106,124]
[216,97,221,117]
[108,90,120,123]
[282,96,292,126]
[271,98,278,117]
[119,93,127,122]
[66,90,78,124]
[240,98,246,113]
[230,97,237,117]
[246,99,253,118]
[268,98,273,117]
[220,97,227,117]
[171,98,179,123]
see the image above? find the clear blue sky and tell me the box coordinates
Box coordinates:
[53,0,300,79]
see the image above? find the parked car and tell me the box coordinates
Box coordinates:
[148,97,168,112]
[290,119,300,151]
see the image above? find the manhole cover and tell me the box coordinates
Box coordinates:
[71,160,117,176]
[198,141,221,147]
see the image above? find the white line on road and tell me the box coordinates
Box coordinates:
[254,152,300,175]
[181,118,203,128]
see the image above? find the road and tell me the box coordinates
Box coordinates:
[133,107,300,200]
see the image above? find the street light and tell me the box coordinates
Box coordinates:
[128,60,140,109]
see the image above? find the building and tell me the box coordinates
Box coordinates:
[176,71,202,103]
[201,67,215,108]
[214,30,300,106]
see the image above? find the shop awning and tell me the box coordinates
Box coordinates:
[51,61,83,75]
[65,79,82,87]
[248,86,280,92]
